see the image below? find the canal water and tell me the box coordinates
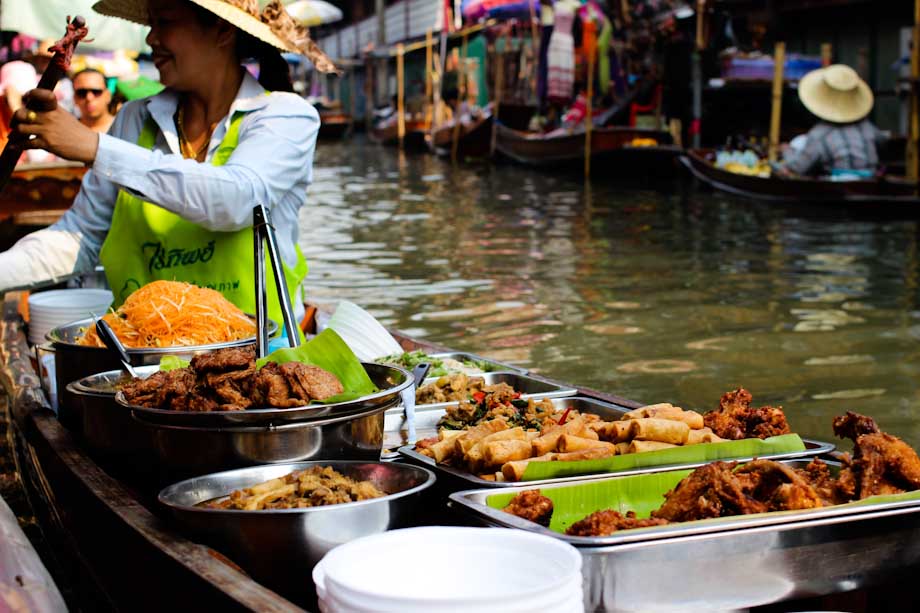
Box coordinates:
[301,137,920,448]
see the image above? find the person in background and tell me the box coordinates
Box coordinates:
[781,64,887,180]
[72,68,115,133]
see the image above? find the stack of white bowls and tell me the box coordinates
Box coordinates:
[313,526,583,613]
[28,289,114,346]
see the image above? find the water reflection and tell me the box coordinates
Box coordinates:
[302,137,920,447]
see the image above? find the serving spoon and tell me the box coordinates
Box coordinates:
[94,316,140,378]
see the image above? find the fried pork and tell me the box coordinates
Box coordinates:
[566,510,668,536]
[503,490,555,527]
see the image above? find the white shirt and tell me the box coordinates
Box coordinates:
[0,72,319,300]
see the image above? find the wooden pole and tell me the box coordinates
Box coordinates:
[691,0,706,148]
[490,35,506,156]
[425,29,434,130]
[397,43,406,148]
[528,0,540,101]
[768,42,786,163]
[820,43,833,67]
[908,0,920,182]
[452,34,469,163]
[349,66,357,136]
[584,46,596,180]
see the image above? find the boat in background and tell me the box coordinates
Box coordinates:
[429,114,493,159]
[318,110,352,139]
[0,161,87,250]
[370,118,429,150]
[680,149,920,213]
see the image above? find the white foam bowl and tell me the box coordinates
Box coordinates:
[28,289,113,345]
[313,526,583,612]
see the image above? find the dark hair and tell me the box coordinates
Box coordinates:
[72,67,108,82]
[188,2,293,93]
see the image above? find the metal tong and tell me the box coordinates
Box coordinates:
[253,204,300,358]
[94,317,139,378]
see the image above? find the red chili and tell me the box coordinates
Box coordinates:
[557,407,573,425]
[513,392,522,399]
[472,391,486,403]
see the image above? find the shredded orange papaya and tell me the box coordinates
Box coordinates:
[77,280,256,348]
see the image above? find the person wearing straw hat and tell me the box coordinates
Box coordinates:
[780,64,887,180]
[0,0,338,329]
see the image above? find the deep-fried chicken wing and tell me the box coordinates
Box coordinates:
[565,510,668,536]
[735,459,823,511]
[703,388,791,440]
[652,461,768,522]
[832,412,920,499]
[503,490,555,527]
[833,411,880,440]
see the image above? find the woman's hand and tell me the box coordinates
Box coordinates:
[13,89,99,164]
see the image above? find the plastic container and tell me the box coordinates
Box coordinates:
[313,526,584,612]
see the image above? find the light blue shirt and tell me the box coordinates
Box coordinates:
[0,71,319,300]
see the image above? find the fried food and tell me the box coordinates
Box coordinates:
[652,461,766,522]
[204,466,385,510]
[503,490,554,527]
[566,510,669,537]
[703,388,791,440]
[832,412,920,499]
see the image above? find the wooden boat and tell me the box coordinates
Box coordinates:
[369,118,428,150]
[0,162,87,250]
[429,114,493,159]
[317,110,352,139]
[6,291,920,612]
[680,148,920,210]
[494,122,677,168]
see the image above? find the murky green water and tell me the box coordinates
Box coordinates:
[301,137,920,448]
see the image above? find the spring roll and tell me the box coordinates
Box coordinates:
[502,452,556,481]
[669,410,705,430]
[629,418,690,445]
[455,420,507,455]
[628,440,678,454]
[686,427,726,445]
[553,447,617,462]
[484,439,533,467]
[532,417,596,456]
[615,442,631,455]
[623,403,684,420]
[557,434,617,454]
[429,438,458,463]
[592,420,634,443]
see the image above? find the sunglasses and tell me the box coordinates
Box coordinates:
[75,88,105,99]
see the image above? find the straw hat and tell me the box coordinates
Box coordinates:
[92,0,337,72]
[797,64,873,124]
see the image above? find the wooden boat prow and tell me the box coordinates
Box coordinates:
[680,148,920,212]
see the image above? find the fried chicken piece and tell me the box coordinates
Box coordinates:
[703,388,791,440]
[566,510,669,537]
[190,346,255,373]
[503,490,555,527]
[653,461,767,522]
[797,458,849,506]
[832,411,880,440]
[735,459,823,511]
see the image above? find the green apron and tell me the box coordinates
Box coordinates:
[98,111,308,332]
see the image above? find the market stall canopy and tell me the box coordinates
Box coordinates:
[285,0,344,26]
[462,0,538,21]
[1,0,150,53]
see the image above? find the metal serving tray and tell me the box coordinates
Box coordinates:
[385,371,577,417]
[449,460,920,611]
[396,396,835,489]
[427,351,527,375]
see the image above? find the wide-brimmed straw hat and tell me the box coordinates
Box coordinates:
[797,64,873,124]
[92,0,337,72]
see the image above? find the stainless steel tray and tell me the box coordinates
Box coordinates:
[449,460,920,610]
[428,351,527,375]
[117,362,413,426]
[395,396,835,488]
[385,371,577,417]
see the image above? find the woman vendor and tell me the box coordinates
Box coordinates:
[0,0,338,327]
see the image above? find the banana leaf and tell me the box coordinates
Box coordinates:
[487,468,920,535]
[159,329,377,403]
[520,434,807,481]
[255,329,378,403]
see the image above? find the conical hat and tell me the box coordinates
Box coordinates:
[92,0,337,73]
[797,64,873,124]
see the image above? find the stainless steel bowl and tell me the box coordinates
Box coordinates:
[135,398,399,480]
[158,460,436,605]
[47,316,276,432]
[66,364,158,462]
[118,362,413,427]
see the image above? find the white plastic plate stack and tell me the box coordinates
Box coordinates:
[28,289,114,346]
[313,526,584,612]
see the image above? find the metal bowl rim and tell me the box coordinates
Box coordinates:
[157,460,436,515]
[45,315,278,354]
[114,362,413,423]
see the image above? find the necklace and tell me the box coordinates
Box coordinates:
[176,105,216,161]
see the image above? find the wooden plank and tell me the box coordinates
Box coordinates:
[768,42,786,163]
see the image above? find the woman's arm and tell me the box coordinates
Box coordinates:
[92,94,319,231]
